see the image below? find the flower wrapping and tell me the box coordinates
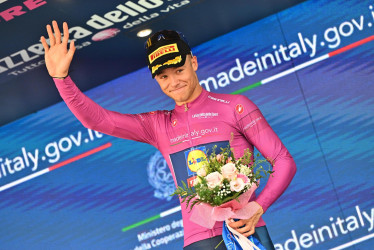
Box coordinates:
[189,185,260,229]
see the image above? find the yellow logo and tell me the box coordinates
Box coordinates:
[187,149,207,173]
[151,56,182,74]
[149,44,179,64]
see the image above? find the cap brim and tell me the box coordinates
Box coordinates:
[150,53,187,78]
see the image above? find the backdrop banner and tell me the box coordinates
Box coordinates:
[0,0,373,249]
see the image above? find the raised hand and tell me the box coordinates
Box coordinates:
[41,21,76,78]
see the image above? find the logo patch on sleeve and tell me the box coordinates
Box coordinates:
[172,119,178,127]
[235,104,244,114]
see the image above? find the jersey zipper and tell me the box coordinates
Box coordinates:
[186,101,213,237]
[184,103,193,147]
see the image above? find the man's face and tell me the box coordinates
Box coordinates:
[154,55,202,106]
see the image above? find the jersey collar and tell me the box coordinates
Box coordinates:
[174,88,209,112]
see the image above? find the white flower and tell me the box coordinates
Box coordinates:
[205,172,223,189]
[230,178,245,192]
[221,163,238,181]
[239,164,251,176]
[197,167,207,177]
[193,177,201,186]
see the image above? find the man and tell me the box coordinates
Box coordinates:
[41,21,296,249]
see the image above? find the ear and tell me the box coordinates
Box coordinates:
[191,55,198,71]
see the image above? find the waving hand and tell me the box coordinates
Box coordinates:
[41,21,76,78]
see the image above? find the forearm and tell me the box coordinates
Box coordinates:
[233,96,297,212]
[53,76,158,145]
[255,147,296,213]
[53,76,115,134]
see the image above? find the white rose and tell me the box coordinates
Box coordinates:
[230,178,245,192]
[193,177,201,186]
[221,162,238,181]
[197,167,207,177]
[205,172,223,189]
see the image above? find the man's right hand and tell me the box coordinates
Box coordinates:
[41,20,76,78]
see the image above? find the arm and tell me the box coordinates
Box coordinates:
[42,21,157,145]
[247,112,296,212]
[228,95,296,236]
[236,96,297,213]
[53,76,158,145]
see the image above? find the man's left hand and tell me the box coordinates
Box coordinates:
[227,207,264,237]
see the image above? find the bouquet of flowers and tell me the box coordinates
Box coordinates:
[172,145,273,250]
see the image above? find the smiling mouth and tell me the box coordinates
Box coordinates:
[170,85,187,92]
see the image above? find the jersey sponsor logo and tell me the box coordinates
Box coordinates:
[170,132,189,144]
[207,95,230,104]
[169,141,229,190]
[185,147,208,176]
[192,112,219,119]
[235,104,244,114]
[148,44,179,63]
[187,176,197,187]
[243,116,262,130]
[172,119,178,127]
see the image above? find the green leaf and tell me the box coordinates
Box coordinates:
[190,200,202,211]
[182,181,187,190]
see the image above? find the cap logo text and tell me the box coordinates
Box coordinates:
[149,44,179,64]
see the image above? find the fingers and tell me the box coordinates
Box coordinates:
[242,226,255,237]
[40,36,49,53]
[43,21,74,58]
[46,24,55,46]
[227,219,255,236]
[235,224,255,236]
[52,20,62,44]
[68,40,76,59]
[234,223,250,234]
[46,20,65,46]
[62,22,69,45]
[227,219,245,229]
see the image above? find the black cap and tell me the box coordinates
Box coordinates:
[145,30,191,78]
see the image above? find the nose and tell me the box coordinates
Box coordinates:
[169,74,180,87]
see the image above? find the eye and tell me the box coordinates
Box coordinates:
[177,68,184,73]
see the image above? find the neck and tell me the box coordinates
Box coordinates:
[175,84,203,106]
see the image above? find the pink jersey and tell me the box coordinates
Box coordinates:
[54,76,296,247]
